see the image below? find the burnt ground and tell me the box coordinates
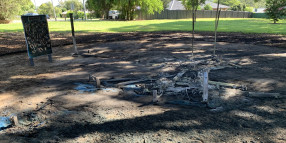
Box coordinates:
[0,32,286,143]
[1,31,286,56]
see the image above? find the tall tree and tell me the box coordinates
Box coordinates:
[63,0,83,12]
[86,0,115,19]
[181,0,206,10]
[37,2,61,18]
[0,0,35,20]
[62,0,84,19]
[181,0,205,22]
[265,0,286,24]
[119,0,163,20]
[20,0,35,14]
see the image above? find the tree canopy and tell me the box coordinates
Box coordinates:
[213,0,266,11]
[213,0,240,7]
[37,2,61,18]
[161,0,172,9]
[0,0,35,20]
[63,0,83,11]
[87,0,163,20]
[56,0,84,19]
[265,0,286,24]
[181,0,206,10]
[86,0,115,19]
[204,4,213,10]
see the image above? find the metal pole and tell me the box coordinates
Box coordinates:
[192,11,195,58]
[51,0,57,21]
[214,0,220,56]
[70,13,79,55]
[34,0,37,11]
[83,0,87,20]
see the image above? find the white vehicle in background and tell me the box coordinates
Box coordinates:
[108,10,120,19]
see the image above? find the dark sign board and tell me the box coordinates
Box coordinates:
[21,15,52,58]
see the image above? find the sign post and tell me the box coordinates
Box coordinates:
[21,15,53,66]
[83,0,87,20]
[70,13,79,56]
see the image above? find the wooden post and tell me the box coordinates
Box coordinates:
[69,13,79,55]
[192,11,195,58]
[12,115,19,126]
[152,90,162,103]
[153,90,158,103]
[29,58,34,66]
[202,69,209,102]
[48,54,53,63]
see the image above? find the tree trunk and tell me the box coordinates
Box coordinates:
[130,9,135,20]
[106,10,109,19]
[127,0,131,20]
[195,10,197,22]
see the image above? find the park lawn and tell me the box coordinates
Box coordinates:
[0,18,286,35]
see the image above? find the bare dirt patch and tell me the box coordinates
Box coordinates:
[0,32,286,143]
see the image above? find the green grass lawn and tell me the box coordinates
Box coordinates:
[1,18,286,35]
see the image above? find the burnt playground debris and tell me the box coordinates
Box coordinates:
[84,56,284,112]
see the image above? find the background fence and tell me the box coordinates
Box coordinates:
[137,10,253,20]
[252,13,286,19]
[252,13,268,18]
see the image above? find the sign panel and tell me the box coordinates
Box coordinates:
[21,15,52,58]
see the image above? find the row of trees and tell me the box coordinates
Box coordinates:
[0,0,285,23]
[86,0,164,20]
[37,2,61,18]
[37,0,84,19]
[85,0,215,20]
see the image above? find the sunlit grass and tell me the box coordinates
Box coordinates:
[0,18,286,35]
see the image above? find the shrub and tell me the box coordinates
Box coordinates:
[244,7,254,12]
[204,4,213,10]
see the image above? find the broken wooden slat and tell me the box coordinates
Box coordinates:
[166,100,207,108]
[210,66,229,70]
[117,79,153,87]
[228,63,242,68]
[209,81,237,88]
[209,81,246,90]
[173,70,187,81]
[210,64,241,71]
[175,82,190,87]
[166,87,191,93]
[102,78,135,83]
[89,75,101,88]
[175,82,200,88]
[248,92,281,99]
